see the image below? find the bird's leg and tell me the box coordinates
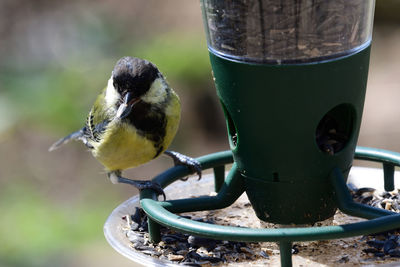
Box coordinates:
[108,171,166,201]
[164,150,202,181]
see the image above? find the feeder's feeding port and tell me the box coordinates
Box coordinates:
[104,1,400,267]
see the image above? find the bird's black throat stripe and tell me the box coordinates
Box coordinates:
[126,101,167,158]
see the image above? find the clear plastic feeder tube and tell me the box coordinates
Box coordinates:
[201,0,375,64]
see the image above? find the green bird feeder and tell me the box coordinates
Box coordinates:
[105,1,400,266]
[204,0,374,224]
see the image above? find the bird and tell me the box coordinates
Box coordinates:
[49,56,201,199]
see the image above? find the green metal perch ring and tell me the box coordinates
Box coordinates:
[139,147,400,266]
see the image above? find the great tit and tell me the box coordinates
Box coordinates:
[49,56,201,199]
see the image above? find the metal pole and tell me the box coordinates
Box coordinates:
[148,217,161,243]
[213,165,225,192]
[279,241,293,267]
[383,163,395,192]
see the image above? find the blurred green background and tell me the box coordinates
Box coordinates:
[0,0,399,266]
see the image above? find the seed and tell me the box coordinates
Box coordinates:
[162,236,178,244]
[188,235,217,250]
[126,231,144,244]
[168,254,184,261]
[361,195,373,204]
[389,248,400,257]
[381,192,392,199]
[374,252,385,258]
[367,239,385,250]
[141,249,161,256]
[355,187,376,195]
[259,250,270,259]
[385,202,392,210]
[363,248,381,254]
[338,255,349,263]
[240,246,255,255]
[384,239,397,254]
[292,244,299,254]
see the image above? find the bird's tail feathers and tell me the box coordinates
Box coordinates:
[48,129,84,152]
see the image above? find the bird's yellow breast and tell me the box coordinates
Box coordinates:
[91,91,181,171]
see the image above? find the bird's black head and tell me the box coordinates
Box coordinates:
[113,57,160,119]
[112,56,159,98]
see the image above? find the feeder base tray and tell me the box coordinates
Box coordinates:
[104,166,400,267]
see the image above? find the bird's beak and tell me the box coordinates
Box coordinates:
[116,92,140,119]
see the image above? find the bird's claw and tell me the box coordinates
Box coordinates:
[135,180,166,201]
[108,172,166,201]
[164,150,202,180]
[183,156,202,181]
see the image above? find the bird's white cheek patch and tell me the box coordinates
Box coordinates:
[105,77,120,108]
[141,78,168,104]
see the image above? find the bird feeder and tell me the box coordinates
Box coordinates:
[105,1,400,266]
[204,0,375,224]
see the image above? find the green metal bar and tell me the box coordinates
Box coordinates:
[141,197,400,242]
[330,167,394,219]
[140,150,233,201]
[213,165,225,192]
[148,217,161,243]
[355,146,400,165]
[155,164,244,213]
[383,163,395,192]
[280,241,293,267]
[153,150,233,189]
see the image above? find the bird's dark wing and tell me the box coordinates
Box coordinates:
[48,128,86,151]
[49,88,112,151]
[85,88,111,143]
